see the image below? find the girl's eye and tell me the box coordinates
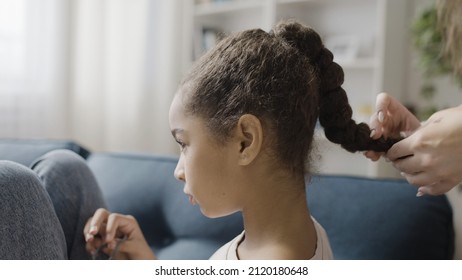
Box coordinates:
[176,140,186,151]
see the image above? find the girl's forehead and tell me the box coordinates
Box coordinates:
[171,87,191,109]
[169,93,186,125]
[169,91,205,130]
[172,90,190,111]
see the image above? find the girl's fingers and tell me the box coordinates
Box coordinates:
[105,214,122,243]
[84,210,144,259]
[84,208,111,244]
[83,219,93,241]
[105,214,136,244]
[86,235,104,255]
[88,208,110,234]
[85,239,95,254]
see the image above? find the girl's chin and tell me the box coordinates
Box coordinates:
[199,207,239,219]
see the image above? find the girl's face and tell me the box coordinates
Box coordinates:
[168,92,243,218]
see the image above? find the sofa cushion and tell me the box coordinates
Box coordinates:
[87,152,243,259]
[0,139,90,166]
[307,175,454,259]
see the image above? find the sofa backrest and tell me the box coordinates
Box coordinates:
[307,175,454,260]
[0,139,454,259]
[88,152,454,260]
[0,139,90,166]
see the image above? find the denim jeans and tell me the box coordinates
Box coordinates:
[0,150,106,259]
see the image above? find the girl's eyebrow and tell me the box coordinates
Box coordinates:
[171,128,184,138]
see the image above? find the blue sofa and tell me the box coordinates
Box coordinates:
[0,139,455,259]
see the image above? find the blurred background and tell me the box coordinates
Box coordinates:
[1,0,462,258]
[0,0,182,155]
[1,0,462,157]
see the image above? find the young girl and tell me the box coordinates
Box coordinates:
[84,20,395,260]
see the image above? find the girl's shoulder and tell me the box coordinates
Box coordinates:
[310,217,334,260]
[208,231,244,260]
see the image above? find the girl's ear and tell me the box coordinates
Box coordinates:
[235,114,263,166]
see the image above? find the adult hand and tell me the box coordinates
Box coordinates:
[84,208,156,260]
[387,105,462,195]
[365,92,421,161]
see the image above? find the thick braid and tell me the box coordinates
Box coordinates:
[274,20,399,152]
[316,47,401,152]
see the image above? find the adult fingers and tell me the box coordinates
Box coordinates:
[369,93,389,137]
[369,93,395,139]
[418,183,446,196]
[391,153,426,174]
[363,151,382,161]
[399,175,456,196]
[418,180,459,196]
[375,92,393,115]
[386,136,415,161]
[400,171,433,187]
[369,113,384,139]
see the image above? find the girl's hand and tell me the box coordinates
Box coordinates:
[364,92,421,161]
[84,208,156,260]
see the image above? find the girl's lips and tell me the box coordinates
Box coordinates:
[188,195,196,205]
[184,188,196,205]
[184,191,196,205]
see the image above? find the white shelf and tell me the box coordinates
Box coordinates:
[194,0,263,17]
[276,0,322,5]
[183,0,408,178]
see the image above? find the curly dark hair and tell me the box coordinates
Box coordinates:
[180,20,397,174]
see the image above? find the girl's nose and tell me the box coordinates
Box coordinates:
[174,156,185,182]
